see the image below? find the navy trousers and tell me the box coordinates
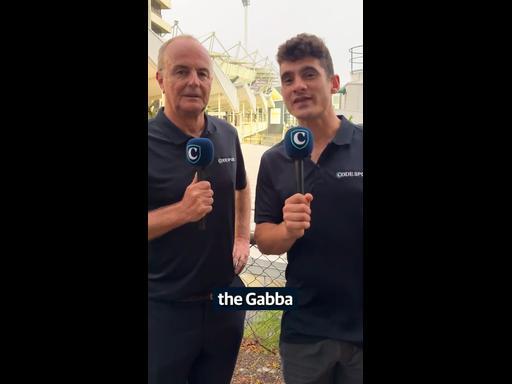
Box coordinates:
[148,297,245,384]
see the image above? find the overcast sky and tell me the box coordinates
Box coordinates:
[162,0,363,86]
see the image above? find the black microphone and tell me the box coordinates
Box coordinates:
[186,138,214,230]
[284,127,313,194]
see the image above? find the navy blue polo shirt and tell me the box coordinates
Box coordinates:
[148,108,247,302]
[255,116,363,345]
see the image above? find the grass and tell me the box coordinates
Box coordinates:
[243,310,283,353]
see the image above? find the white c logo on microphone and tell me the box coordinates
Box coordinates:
[187,145,201,164]
[291,130,309,149]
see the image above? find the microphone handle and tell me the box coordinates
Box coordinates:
[197,168,207,230]
[294,159,304,194]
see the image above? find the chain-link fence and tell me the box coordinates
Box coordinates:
[239,233,288,353]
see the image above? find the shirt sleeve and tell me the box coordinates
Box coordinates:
[254,152,283,224]
[234,134,247,190]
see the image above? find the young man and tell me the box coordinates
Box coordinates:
[148,35,251,384]
[255,33,363,384]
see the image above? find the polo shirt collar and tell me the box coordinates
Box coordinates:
[154,108,217,144]
[332,115,356,146]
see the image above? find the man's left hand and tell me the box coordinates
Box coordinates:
[232,237,250,275]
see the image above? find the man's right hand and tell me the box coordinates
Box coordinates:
[180,173,214,223]
[282,193,313,240]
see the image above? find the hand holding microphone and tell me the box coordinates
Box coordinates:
[283,127,314,239]
[179,172,213,227]
[282,193,314,240]
[185,138,214,230]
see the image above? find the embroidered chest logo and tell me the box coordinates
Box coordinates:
[336,171,363,178]
[218,157,236,164]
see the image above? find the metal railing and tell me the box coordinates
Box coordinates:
[349,44,363,73]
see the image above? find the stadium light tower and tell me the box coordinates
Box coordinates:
[241,0,250,49]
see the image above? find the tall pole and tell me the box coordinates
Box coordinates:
[242,0,250,49]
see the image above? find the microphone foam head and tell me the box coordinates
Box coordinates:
[284,126,313,159]
[186,138,214,167]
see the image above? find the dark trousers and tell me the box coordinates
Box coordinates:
[148,299,245,384]
[280,339,363,384]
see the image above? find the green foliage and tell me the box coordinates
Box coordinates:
[244,310,283,352]
[148,99,161,119]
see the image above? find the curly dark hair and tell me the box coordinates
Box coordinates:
[277,33,334,76]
